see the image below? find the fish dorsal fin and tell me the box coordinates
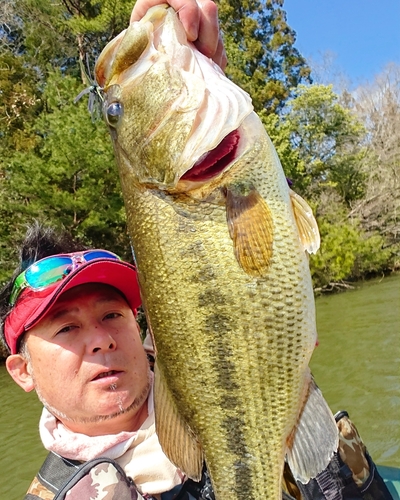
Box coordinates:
[154,362,204,481]
[290,189,320,254]
[286,376,339,483]
[226,188,274,277]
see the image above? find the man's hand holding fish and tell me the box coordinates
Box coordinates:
[130,0,227,68]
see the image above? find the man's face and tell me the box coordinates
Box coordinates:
[24,283,151,435]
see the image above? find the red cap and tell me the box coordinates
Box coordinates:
[4,259,141,355]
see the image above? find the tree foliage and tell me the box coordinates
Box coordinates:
[348,65,400,248]
[0,69,129,283]
[266,84,367,204]
[0,0,398,290]
[0,0,136,283]
[0,0,134,74]
[261,81,398,288]
[309,200,391,289]
[217,0,311,113]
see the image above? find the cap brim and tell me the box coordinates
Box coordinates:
[5,259,141,354]
[26,259,141,330]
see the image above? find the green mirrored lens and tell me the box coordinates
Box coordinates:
[25,256,73,288]
[9,273,28,306]
[9,250,121,306]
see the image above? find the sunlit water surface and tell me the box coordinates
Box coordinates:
[0,274,399,499]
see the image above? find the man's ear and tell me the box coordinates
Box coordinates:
[6,354,35,392]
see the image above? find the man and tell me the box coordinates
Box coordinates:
[2,224,184,498]
[1,221,393,500]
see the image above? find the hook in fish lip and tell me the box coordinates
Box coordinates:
[180,129,241,183]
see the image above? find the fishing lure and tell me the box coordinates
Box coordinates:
[74,55,104,122]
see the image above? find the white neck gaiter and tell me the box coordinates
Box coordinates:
[38,383,184,495]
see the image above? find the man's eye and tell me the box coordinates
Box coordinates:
[104,312,122,320]
[56,325,76,335]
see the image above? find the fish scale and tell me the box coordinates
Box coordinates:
[95,5,338,499]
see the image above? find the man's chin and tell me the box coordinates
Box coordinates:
[96,388,150,422]
[41,373,152,427]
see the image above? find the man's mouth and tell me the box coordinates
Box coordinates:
[181,129,240,182]
[92,370,120,381]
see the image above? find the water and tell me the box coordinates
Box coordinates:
[0,366,46,499]
[311,273,400,468]
[0,275,399,499]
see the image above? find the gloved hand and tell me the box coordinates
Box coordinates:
[335,411,370,486]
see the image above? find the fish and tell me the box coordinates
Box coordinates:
[94,6,339,499]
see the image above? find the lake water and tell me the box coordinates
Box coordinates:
[0,274,399,499]
[311,273,400,468]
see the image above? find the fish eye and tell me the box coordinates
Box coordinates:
[106,101,123,127]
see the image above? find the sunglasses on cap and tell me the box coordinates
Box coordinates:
[9,250,121,306]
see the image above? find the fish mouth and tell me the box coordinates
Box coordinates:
[180,129,240,183]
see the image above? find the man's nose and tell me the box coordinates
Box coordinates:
[88,325,117,353]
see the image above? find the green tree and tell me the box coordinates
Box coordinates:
[1,0,134,80]
[0,49,44,281]
[262,84,367,205]
[261,110,307,191]
[259,83,394,288]
[0,0,138,282]
[0,50,42,152]
[310,204,391,290]
[217,0,311,113]
[0,70,129,284]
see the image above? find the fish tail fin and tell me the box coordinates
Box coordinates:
[286,377,339,484]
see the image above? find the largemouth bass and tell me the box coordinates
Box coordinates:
[95,6,338,499]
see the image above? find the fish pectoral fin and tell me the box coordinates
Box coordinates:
[290,189,320,254]
[226,188,273,277]
[286,376,339,484]
[154,362,204,481]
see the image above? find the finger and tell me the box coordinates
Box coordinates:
[214,35,228,70]
[130,0,200,41]
[193,35,227,70]
[193,0,220,58]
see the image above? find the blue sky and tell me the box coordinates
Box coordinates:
[284,0,400,85]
